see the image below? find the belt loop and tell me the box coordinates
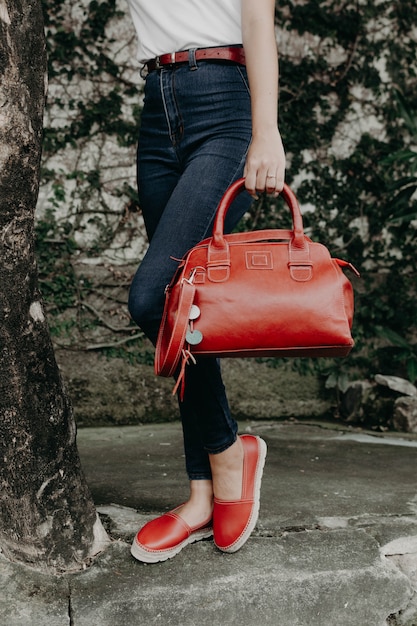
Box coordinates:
[188,48,198,71]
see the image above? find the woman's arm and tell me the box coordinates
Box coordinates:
[241,0,285,196]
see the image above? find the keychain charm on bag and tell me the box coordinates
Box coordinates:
[186,305,203,345]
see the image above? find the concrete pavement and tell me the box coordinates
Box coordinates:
[1,420,417,626]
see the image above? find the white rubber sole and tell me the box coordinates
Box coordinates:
[130,526,213,564]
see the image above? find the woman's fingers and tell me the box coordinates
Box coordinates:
[244,162,285,197]
[243,132,286,197]
[265,171,279,194]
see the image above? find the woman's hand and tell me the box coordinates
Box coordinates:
[242,0,286,197]
[243,128,286,197]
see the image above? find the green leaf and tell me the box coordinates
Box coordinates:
[375,327,411,350]
[407,358,417,384]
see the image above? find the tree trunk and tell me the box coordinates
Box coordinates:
[0,0,109,571]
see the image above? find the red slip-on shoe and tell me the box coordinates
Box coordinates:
[213,434,267,553]
[131,507,213,563]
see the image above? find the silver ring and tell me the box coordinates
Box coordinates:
[266,175,276,179]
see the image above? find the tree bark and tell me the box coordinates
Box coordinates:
[0,0,108,571]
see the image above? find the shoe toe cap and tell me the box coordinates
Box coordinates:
[136,513,189,551]
[213,500,253,550]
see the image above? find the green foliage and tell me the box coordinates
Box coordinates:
[100,343,155,366]
[375,327,417,383]
[38,0,417,384]
[40,0,141,261]
[35,210,80,312]
[273,0,417,386]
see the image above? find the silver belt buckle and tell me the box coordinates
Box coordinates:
[155,52,176,70]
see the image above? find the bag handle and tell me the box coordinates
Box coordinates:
[207,178,311,282]
[212,178,305,249]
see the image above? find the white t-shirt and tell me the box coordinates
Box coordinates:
[126,0,243,63]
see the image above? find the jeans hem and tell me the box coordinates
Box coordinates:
[187,473,213,481]
[204,434,237,456]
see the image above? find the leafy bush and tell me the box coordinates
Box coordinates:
[38,0,417,384]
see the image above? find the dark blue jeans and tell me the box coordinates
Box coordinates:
[128,60,253,480]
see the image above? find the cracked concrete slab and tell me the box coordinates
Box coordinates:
[0,556,70,625]
[382,536,417,626]
[68,532,411,626]
[1,420,417,625]
[74,420,417,625]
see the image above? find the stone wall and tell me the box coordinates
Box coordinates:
[56,349,330,427]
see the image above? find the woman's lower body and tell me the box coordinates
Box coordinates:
[128,59,267,561]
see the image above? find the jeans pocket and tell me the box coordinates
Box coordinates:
[236,65,250,95]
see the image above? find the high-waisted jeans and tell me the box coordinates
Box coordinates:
[128,59,253,480]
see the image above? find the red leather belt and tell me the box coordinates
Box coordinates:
[146,46,245,73]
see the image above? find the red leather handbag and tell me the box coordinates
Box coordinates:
[155,178,359,388]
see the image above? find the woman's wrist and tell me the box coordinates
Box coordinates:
[251,123,280,138]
